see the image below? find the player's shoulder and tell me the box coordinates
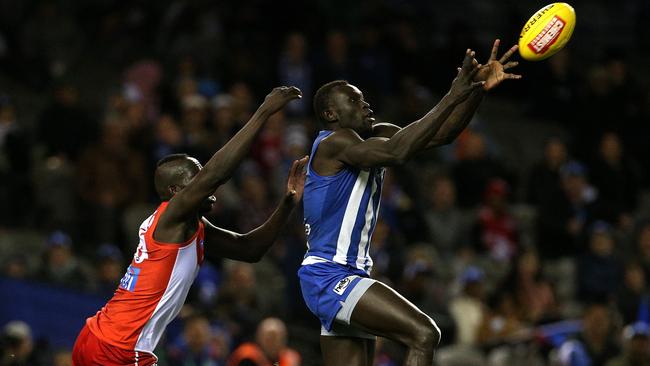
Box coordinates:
[319,129,363,152]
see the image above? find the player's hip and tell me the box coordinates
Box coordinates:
[72,324,158,366]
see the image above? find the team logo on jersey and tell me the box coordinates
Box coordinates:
[119,265,141,292]
[333,276,355,295]
[304,224,311,236]
[134,241,149,263]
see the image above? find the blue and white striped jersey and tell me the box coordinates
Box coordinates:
[302,130,385,274]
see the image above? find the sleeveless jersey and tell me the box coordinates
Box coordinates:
[302,130,384,274]
[86,201,205,353]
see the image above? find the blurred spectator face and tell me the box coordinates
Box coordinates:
[628,336,650,363]
[54,85,79,107]
[229,262,256,290]
[229,82,253,118]
[156,115,183,146]
[53,350,72,366]
[623,263,645,292]
[430,177,456,210]
[326,31,348,62]
[182,95,208,130]
[484,178,509,211]
[549,49,570,76]
[101,121,129,152]
[285,32,307,63]
[176,78,198,100]
[370,219,389,249]
[518,251,540,277]
[599,132,622,164]
[583,305,611,341]
[256,318,287,359]
[0,104,15,125]
[212,95,236,133]
[544,138,567,168]
[590,230,614,257]
[3,255,29,279]
[184,316,211,353]
[462,132,487,160]
[588,66,610,96]
[562,173,587,202]
[2,321,33,360]
[98,258,122,283]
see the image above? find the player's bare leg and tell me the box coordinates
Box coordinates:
[350,282,440,366]
[321,336,375,366]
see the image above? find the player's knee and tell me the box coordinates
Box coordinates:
[410,315,441,351]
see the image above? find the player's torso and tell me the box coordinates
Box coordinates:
[87,202,205,353]
[302,130,384,273]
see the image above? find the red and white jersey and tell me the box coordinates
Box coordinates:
[86,201,205,353]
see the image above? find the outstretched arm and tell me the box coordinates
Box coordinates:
[373,40,521,147]
[203,157,307,263]
[164,87,302,223]
[328,50,483,170]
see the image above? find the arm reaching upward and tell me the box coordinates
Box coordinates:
[163,86,302,223]
[372,40,521,147]
[203,156,308,262]
[322,50,483,170]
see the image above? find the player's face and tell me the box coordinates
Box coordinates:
[184,157,217,214]
[332,84,375,134]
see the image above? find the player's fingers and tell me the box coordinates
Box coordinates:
[461,49,475,71]
[499,45,519,64]
[503,61,519,70]
[489,39,500,61]
[470,63,482,78]
[289,159,299,178]
[472,58,479,67]
[472,81,486,88]
[504,73,523,80]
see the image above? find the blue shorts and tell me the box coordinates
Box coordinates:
[298,261,374,332]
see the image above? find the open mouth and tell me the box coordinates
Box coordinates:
[364,109,375,122]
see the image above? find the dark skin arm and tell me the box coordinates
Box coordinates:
[156,86,302,243]
[373,40,521,146]
[314,50,483,174]
[203,157,307,263]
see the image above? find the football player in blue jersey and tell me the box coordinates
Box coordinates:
[299,42,521,365]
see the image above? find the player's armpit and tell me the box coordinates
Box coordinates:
[324,130,403,170]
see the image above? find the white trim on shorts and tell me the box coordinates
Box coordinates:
[320,276,377,340]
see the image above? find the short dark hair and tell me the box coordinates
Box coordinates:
[313,80,348,127]
[156,153,189,167]
[154,153,196,201]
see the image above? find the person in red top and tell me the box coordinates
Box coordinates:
[227,317,301,366]
[72,86,306,366]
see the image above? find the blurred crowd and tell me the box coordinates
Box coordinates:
[1,0,650,365]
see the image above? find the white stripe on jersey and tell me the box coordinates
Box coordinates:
[134,242,199,352]
[356,175,378,269]
[333,171,370,265]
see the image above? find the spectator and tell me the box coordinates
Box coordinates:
[537,161,601,259]
[605,322,650,366]
[577,222,624,303]
[226,317,300,366]
[52,349,72,366]
[555,303,619,366]
[37,231,90,291]
[77,120,148,244]
[0,321,45,366]
[616,262,648,325]
[473,178,519,262]
[448,266,487,347]
[277,32,312,117]
[501,250,558,324]
[452,130,511,209]
[526,137,569,207]
[2,254,30,280]
[167,314,227,366]
[588,132,641,229]
[422,174,470,259]
[93,243,124,298]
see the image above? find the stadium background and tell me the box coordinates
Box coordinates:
[1,0,650,365]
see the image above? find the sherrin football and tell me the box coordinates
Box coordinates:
[518,3,576,61]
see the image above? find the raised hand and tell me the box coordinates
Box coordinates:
[261,86,303,115]
[475,39,522,91]
[286,155,309,204]
[449,49,485,102]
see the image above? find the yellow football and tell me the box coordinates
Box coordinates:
[518,3,576,61]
